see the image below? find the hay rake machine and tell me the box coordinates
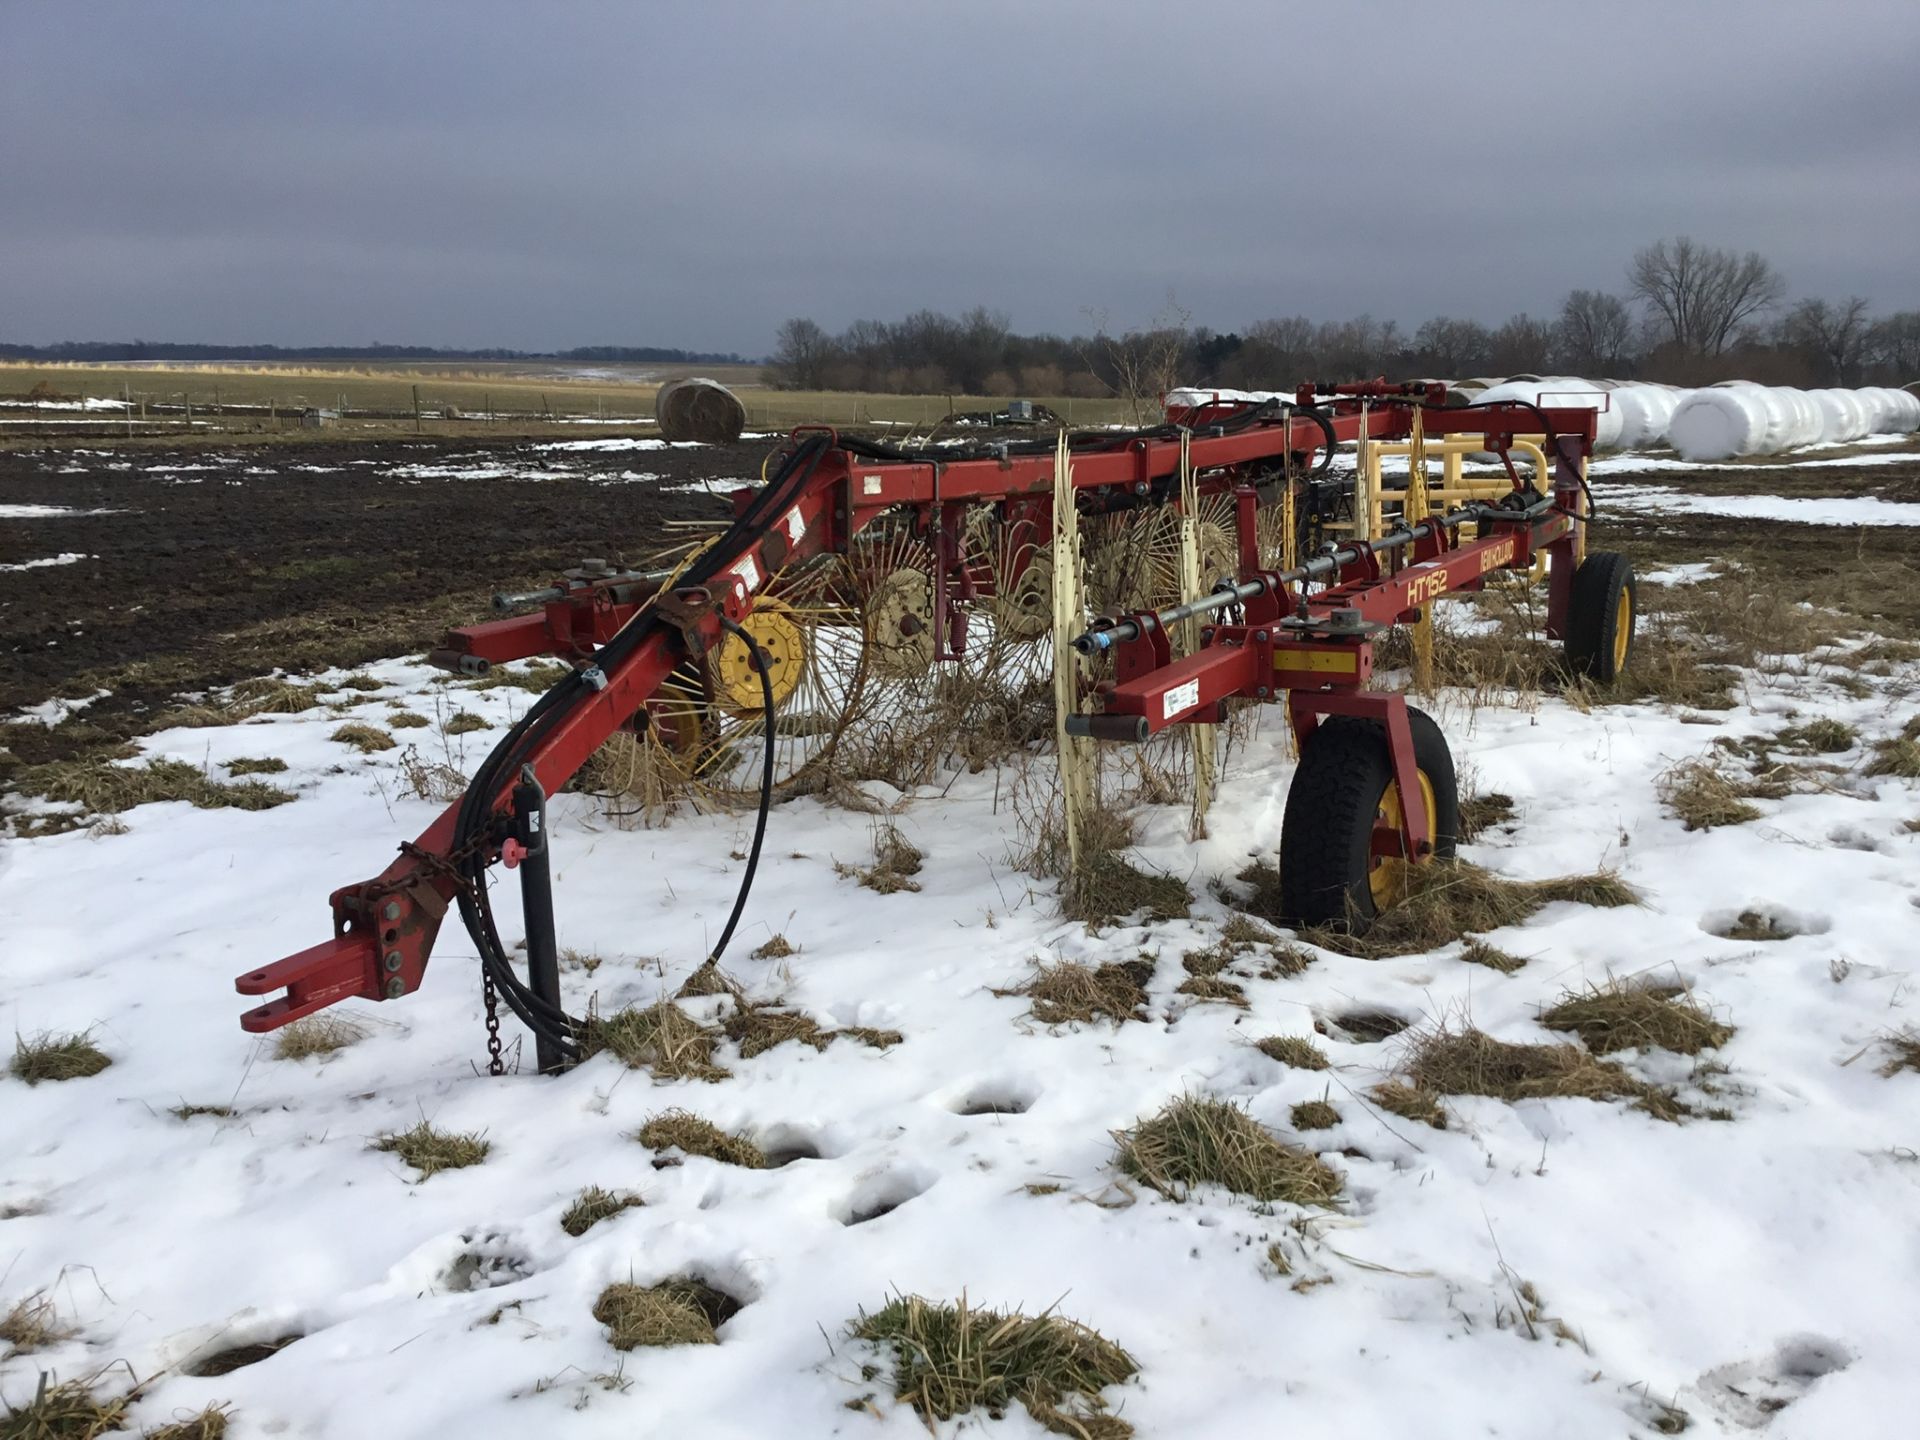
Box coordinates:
[235,382,1634,1071]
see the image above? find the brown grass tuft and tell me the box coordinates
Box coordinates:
[634,1110,766,1168]
[1115,1094,1343,1205]
[1370,1082,1447,1128]
[1402,1025,1682,1121]
[1459,791,1518,841]
[222,756,288,776]
[1541,981,1733,1055]
[579,1001,727,1081]
[328,722,395,753]
[1302,862,1637,959]
[837,820,925,894]
[1877,1029,1920,1077]
[1460,937,1526,973]
[851,1293,1137,1437]
[14,757,293,817]
[371,1121,491,1178]
[1776,719,1856,754]
[1174,976,1247,1006]
[837,1026,906,1050]
[1062,852,1191,926]
[272,1013,366,1060]
[594,1278,739,1349]
[0,1378,129,1437]
[673,960,740,999]
[1289,1099,1340,1131]
[468,660,571,693]
[1657,757,1762,830]
[1256,1035,1329,1070]
[443,711,492,735]
[999,957,1151,1026]
[1,1292,74,1354]
[1714,910,1791,941]
[143,1403,232,1439]
[10,1030,111,1085]
[723,1004,833,1059]
[1865,736,1920,779]
[229,677,328,714]
[386,710,431,729]
[560,1185,644,1237]
[749,934,796,960]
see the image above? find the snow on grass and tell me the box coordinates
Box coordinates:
[1598,484,1920,527]
[1,647,1917,1433]
[0,551,92,573]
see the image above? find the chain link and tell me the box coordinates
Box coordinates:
[482,966,504,1076]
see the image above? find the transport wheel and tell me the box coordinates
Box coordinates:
[1564,550,1637,682]
[1278,707,1459,930]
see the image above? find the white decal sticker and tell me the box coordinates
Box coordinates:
[784,507,807,545]
[863,474,883,495]
[1163,679,1200,719]
[731,555,761,593]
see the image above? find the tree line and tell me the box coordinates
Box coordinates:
[0,341,750,365]
[769,237,1920,414]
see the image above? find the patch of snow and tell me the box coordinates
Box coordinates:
[1600,485,1920,527]
[0,551,91,572]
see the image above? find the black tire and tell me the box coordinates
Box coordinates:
[1565,550,1636,682]
[1279,707,1459,930]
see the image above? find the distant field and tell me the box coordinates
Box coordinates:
[0,361,1137,441]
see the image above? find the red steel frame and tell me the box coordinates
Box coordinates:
[234,385,1596,1032]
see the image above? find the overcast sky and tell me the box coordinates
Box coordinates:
[4,1,1917,355]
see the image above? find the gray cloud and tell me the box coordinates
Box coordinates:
[4,0,1916,353]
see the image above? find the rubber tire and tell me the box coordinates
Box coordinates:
[1279,707,1460,931]
[1564,550,1636,683]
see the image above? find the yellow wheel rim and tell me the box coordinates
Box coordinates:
[865,567,936,679]
[716,600,806,713]
[1612,587,1632,673]
[1370,768,1437,909]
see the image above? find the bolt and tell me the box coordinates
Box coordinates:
[384,951,403,973]
[382,901,402,922]
[385,976,406,999]
[1256,686,1271,698]
[1253,631,1268,643]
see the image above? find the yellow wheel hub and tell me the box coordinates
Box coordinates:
[1370,768,1438,909]
[716,601,806,713]
[865,568,936,679]
[1612,587,1633,673]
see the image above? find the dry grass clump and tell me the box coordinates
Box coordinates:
[749,934,796,960]
[1865,735,1920,779]
[999,957,1151,1027]
[1657,757,1762,830]
[1370,1082,1447,1129]
[10,1030,111,1085]
[1289,1099,1340,1131]
[594,1278,739,1349]
[0,1378,129,1436]
[272,1013,366,1060]
[229,677,329,714]
[331,673,386,693]
[1459,937,1526,974]
[1714,910,1791,941]
[168,1103,236,1120]
[386,710,431,729]
[442,711,492,735]
[468,660,571,693]
[1256,1035,1329,1070]
[579,1001,727,1081]
[222,756,287,776]
[1877,1029,1920,1078]
[723,1004,833,1059]
[1115,1095,1343,1205]
[1,1292,74,1354]
[371,1122,491,1177]
[837,821,925,894]
[1776,719,1856,754]
[143,1404,231,1440]
[1541,981,1733,1055]
[838,1026,905,1050]
[14,757,294,816]
[1402,1025,1682,1121]
[1303,861,1637,958]
[1261,943,1316,979]
[1174,976,1247,1006]
[851,1293,1138,1438]
[328,722,395,753]
[560,1185,644,1237]
[1061,852,1191,926]
[1459,791,1518,841]
[1220,914,1275,947]
[673,960,739,999]
[397,744,466,802]
[633,1110,766,1168]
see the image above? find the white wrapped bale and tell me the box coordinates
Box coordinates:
[1669,383,1768,460]
[1475,377,1626,449]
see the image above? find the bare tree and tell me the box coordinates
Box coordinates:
[1081,297,1193,423]
[1780,297,1872,385]
[1628,236,1785,356]
[769,317,839,389]
[1412,316,1494,378]
[1866,311,1920,378]
[1488,313,1554,376]
[1555,290,1635,374]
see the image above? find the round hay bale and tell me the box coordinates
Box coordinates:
[655,377,746,444]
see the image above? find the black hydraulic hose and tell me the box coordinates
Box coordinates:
[706,615,776,967]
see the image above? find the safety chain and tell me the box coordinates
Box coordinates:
[481,967,505,1076]
[394,828,506,1076]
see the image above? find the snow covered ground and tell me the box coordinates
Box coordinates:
[3,580,1918,1436]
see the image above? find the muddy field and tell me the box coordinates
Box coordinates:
[0,438,746,764]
